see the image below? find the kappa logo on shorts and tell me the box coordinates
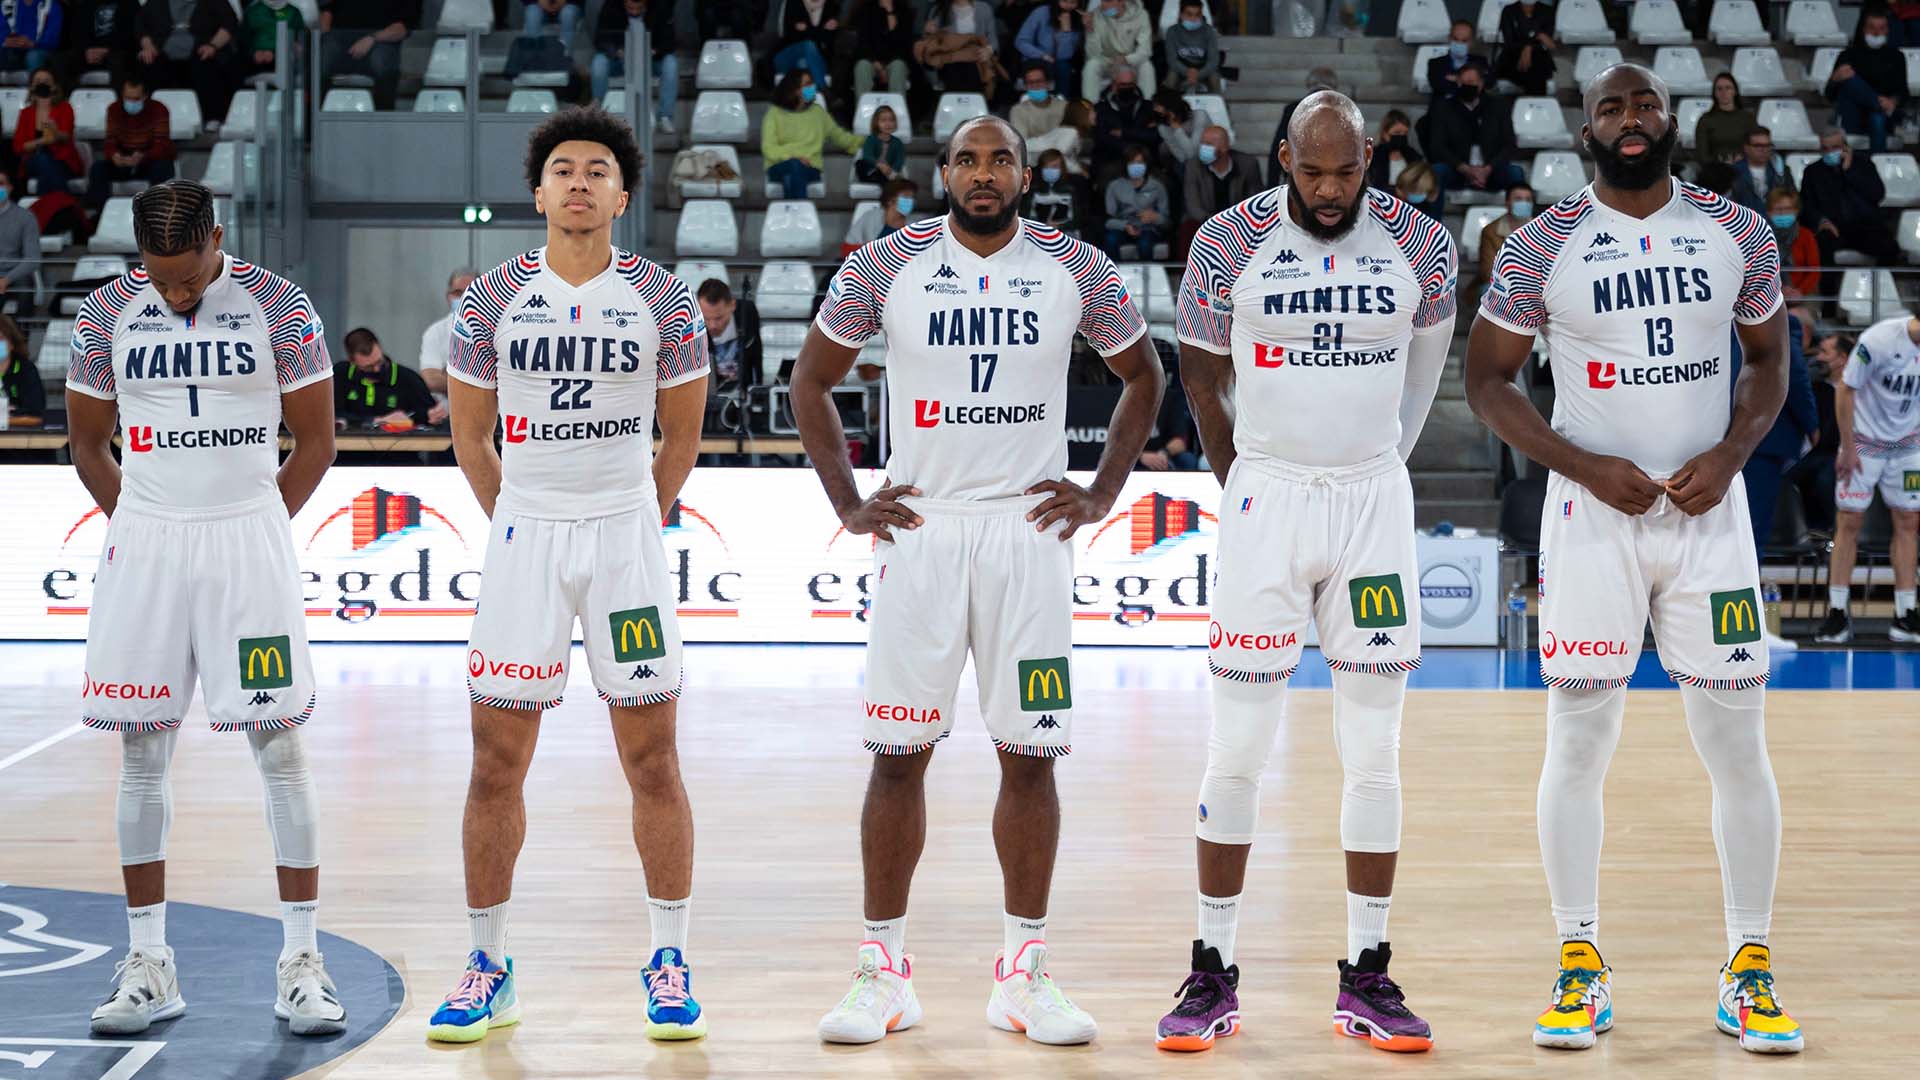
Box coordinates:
[238,636,293,690]
[629,664,658,680]
[1032,715,1061,729]
[1711,588,1762,645]
[610,606,667,663]
[1366,632,1395,647]
[1727,648,1755,663]
[1349,574,1408,628]
[1018,657,1072,712]
[249,691,277,706]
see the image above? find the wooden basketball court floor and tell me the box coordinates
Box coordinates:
[2,642,1913,1079]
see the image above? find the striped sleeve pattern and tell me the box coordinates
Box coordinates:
[450,251,539,388]
[1372,191,1459,330]
[67,270,144,399]
[1679,183,1783,324]
[1478,192,1592,333]
[621,251,709,387]
[1177,190,1283,352]
[1026,224,1147,356]
[816,220,943,347]
[233,260,330,388]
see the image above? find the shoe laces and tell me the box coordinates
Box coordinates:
[1552,966,1601,1009]
[1169,970,1233,1017]
[107,951,167,999]
[645,960,691,1009]
[1023,968,1081,1016]
[1350,971,1413,1018]
[1733,967,1782,1015]
[837,955,889,1012]
[277,949,334,993]
[444,965,503,1010]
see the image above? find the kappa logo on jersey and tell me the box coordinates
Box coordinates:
[1018,657,1072,712]
[1272,250,1300,264]
[1349,574,1408,628]
[1032,715,1060,729]
[629,664,657,680]
[1711,588,1763,645]
[932,264,959,279]
[138,304,164,318]
[1208,621,1297,651]
[525,294,549,309]
[1539,631,1630,659]
[610,606,667,663]
[1584,233,1626,264]
[238,635,294,690]
[912,398,1047,427]
[1591,234,1618,248]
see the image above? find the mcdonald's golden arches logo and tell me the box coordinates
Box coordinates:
[1348,574,1408,628]
[238,635,293,689]
[1711,589,1761,645]
[609,606,667,662]
[1017,657,1072,712]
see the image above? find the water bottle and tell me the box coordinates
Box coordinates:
[1763,582,1783,637]
[1505,588,1529,651]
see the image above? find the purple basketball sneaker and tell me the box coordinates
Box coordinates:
[1155,940,1240,1052]
[1333,943,1433,1052]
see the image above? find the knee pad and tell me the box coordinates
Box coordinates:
[1680,683,1773,785]
[1331,670,1404,853]
[1196,677,1287,845]
[248,728,320,869]
[1543,685,1628,784]
[116,728,178,865]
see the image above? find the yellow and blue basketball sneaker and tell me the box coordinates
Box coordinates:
[1533,941,1612,1050]
[426,950,519,1043]
[643,947,708,1041]
[1716,943,1803,1053]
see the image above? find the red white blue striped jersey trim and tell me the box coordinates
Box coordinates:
[232,258,332,387]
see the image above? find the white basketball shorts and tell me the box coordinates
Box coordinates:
[1836,444,1920,513]
[1538,472,1768,691]
[466,506,684,711]
[81,494,316,733]
[862,494,1074,758]
[1208,451,1422,684]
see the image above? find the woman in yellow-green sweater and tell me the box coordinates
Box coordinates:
[763,69,865,199]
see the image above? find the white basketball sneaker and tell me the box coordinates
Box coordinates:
[986,941,1098,1045]
[91,947,186,1034]
[276,949,348,1035]
[818,942,921,1044]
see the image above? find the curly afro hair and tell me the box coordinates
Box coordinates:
[524,106,644,194]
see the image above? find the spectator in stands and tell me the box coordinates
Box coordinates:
[1768,187,1821,301]
[1366,108,1422,190]
[1427,20,1485,103]
[1081,0,1152,101]
[0,0,60,76]
[917,0,1005,97]
[518,0,581,42]
[1163,0,1219,93]
[1827,8,1904,153]
[847,176,916,250]
[763,69,862,199]
[1023,146,1088,235]
[1014,0,1085,94]
[243,0,305,81]
[1153,89,1207,173]
[857,105,906,185]
[853,0,916,100]
[1269,66,1336,188]
[0,168,38,317]
[85,73,174,210]
[138,0,243,130]
[1694,159,1736,198]
[66,0,139,87]
[1894,0,1920,46]
[13,69,78,199]
[1103,143,1167,259]
[1727,124,1789,214]
[697,278,762,431]
[1179,124,1259,253]
[1800,126,1899,303]
[317,0,416,113]
[1092,61,1155,179]
[1472,181,1533,305]
[1494,0,1556,97]
[1012,62,1066,137]
[593,0,675,135]
[333,327,436,430]
[417,266,476,413]
[1394,160,1441,219]
[1694,72,1755,164]
[700,0,764,40]
[1426,63,1524,214]
[0,314,40,426]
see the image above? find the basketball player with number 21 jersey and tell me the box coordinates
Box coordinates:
[792,115,1164,1048]
[1467,64,1803,1054]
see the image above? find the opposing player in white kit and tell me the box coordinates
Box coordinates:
[792,115,1163,1046]
[64,180,345,1036]
[1811,314,1920,644]
[1466,65,1803,1053]
[1154,94,1455,1055]
[426,109,710,1044]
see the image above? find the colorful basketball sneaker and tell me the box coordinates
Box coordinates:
[1715,943,1803,1053]
[986,941,1098,1045]
[275,948,348,1036]
[817,941,921,1044]
[1533,940,1612,1049]
[1155,939,1240,1052]
[90,947,186,1034]
[426,950,519,1043]
[1333,943,1433,1052]
[642,947,707,1040]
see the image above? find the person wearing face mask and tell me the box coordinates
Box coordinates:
[0,0,59,75]
[1103,145,1168,259]
[763,69,864,200]
[1494,0,1557,97]
[1178,124,1258,256]
[0,314,41,428]
[1726,125,1789,216]
[1010,62,1069,143]
[1427,63,1525,215]
[1081,0,1152,101]
[1393,160,1441,219]
[1015,0,1086,93]
[1798,127,1899,309]
[1471,182,1533,306]
[1162,0,1219,93]
[85,74,176,211]
[1022,147,1089,237]
[1827,9,1905,152]
[1365,110,1423,191]
[0,168,38,319]
[1765,189,1820,301]
[1092,63,1158,179]
[1152,89,1209,173]
[1426,20,1486,105]
[847,177,921,249]
[417,266,477,419]
[13,68,78,200]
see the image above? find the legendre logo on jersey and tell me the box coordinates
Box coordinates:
[1587,356,1722,389]
[125,424,273,452]
[1251,342,1400,369]
[501,413,650,442]
[913,399,1047,428]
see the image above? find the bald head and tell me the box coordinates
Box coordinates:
[1583,62,1670,121]
[1286,91,1366,155]
[1278,91,1371,243]
[946,114,1027,172]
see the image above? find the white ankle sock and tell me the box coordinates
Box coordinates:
[1004,911,1045,966]
[1897,588,1916,617]
[647,895,690,955]
[468,901,508,959]
[1727,908,1770,960]
[127,902,166,952]
[1554,905,1599,950]
[1829,585,1850,612]
[1347,891,1390,964]
[1197,892,1241,966]
[863,917,906,968]
[280,900,318,962]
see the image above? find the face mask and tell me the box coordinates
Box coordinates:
[799,84,817,104]
[1822,149,1844,167]
[0,340,9,361]
[31,84,51,99]
[123,98,144,115]
[1866,33,1888,47]
[0,188,12,205]
[1180,18,1202,30]
[1448,41,1468,62]
[895,195,914,215]
[1103,4,1119,15]
[1510,199,1533,218]
[1406,192,1427,204]
[1771,212,1798,230]
[1387,133,1408,148]
[1041,165,1062,183]
[1027,88,1049,103]
[1115,87,1138,101]
[1197,142,1218,164]
[1457,85,1480,104]
[1127,161,1147,179]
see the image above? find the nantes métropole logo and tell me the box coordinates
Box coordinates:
[610,606,667,663]
[1712,588,1761,646]
[1018,657,1072,712]
[1349,574,1408,629]
[238,635,293,689]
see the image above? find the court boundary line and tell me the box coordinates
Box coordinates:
[0,724,84,773]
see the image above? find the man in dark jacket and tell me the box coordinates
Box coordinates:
[1427,19,1487,104]
[1426,64,1526,214]
[333,327,437,429]
[1737,313,1818,556]
[1800,127,1900,302]
[318,0,419,111]
[1093,63,1158,182]
[1495,0,1557,96]
[1826,8,1904,152]
[137,0,242,125]
[697,278,762,433]
[1180,125,1260,255]
[593,0,676,134]
[1727,125,1791,215]
[65,0,140,86]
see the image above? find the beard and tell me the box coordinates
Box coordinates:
[951,188,1021,235]
[1586,123,1678,190]
[1287,179,1369,243]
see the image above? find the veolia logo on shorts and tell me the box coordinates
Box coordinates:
[238,635,293,690]
[1348,574,1408,629]
[610,606,667,663]
[1711,589,1762,646]
[1017,657,1072,712]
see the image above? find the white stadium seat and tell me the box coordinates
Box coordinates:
[601,90,625,113]
[1143,263,1174,323]
[679,144,743,199]
[1875,154,1920,207]
[1840,269,1904,325]
[1396,0,1450,43]
[151,89,200,139]
[1476,0,1501,43]
[848,161,883,202]
[511,69,568,90]
[845,201,881,247]
[760,201,823,258]
[506,89,557,113]
[437,0,493,32]
[696,40,752,90]
[0,88,22,136]
[690,91,749,143]
[1511,97,1573,149]
[1756,99,1819,151]
[1898,209,1920,261]
[413,89,465,113]
[1574,47,1624,89]
[757,262,819,319]
[199,142,258,195]
[1783,151,1821,186]
[675,200,739,257]
[1555,0,1615,44]
[38,318,73,377]
[1185,94,1232,143]
[1708,0,1770,45]
[220,89,297,139]
[424,37,468,88]
[1905,48,1920,96]
[1411,45,1448,94]
[1460,206,1507,263]
[761,321,809,350]
[91,197,137,253]
[854,93,911,141]
[1787,0,1848,46]
[1730,48,1791,98]
[1115,263,1149,320]
[933,93,988,142]
[1675,97,1710,150]
[674,261,730,290]
[72,254,127,280]
[1529,151,1588,204]
[322,88,374,112]
[1652,47,1711,97]
[1806,47,1841,91]
[69,89,114,140]
[762,172,826,200]
[1630,0,1692,44]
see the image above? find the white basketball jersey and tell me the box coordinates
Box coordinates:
[449,247,708,520]
[1176,188,1459,468]
[66,255,331,512]
[1479,179,1783,477]
[1842,316,1920,452]
[816,217,1146,500]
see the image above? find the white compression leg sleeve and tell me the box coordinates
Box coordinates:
[1537,686,1626,939]
[117,727,180,865]
[1195,677,1287,845]
[1329,670,1405,852]
[1679,683,1779,956]
[248,727,320,869]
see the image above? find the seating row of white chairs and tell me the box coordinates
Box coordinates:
[1410,0,1849,47]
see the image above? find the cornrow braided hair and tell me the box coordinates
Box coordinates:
[131,180,217,257]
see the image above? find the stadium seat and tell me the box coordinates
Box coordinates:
[424,37,469,88]
[1897,209,1920,260]
[757,262,819,319]
[1511,97,1573,149]
[675,200,739,257]
[1630,0,1692,44]
[848,162,882,202]
[763,172,826,200]
[1652,47,1711,97]
[1555,0,1615,44]
[413,89,465,113]
[1783,151,1821,186]
[199,141,258,195]
[0,88,21,136]
[69,89,114,140]
[1805,47,1841,91]
[71,253,127,280]
[1840,268,1903,325]
[673,260,730,290]
[1397,0,1450,43]
[322,88,374,112]
[507,89,558,113]
[1411,45,1448,94]
[1875,154,1920,207]
[1730,48,1791,97]
[1142,263,1174,323]
[437,0,492,32]
[601,90,625,113]
[853,93,911,140]
[91,197,137,253]
[221,89,298,139]
[1674,97,1710,149]
[845,199,881,242]
[760,201,823,258]
[37,318,72,377]
[1476,0,1501,42]
[1573,47,1624,88]
[1786,0,1848,46]
[933,93,989,142]
[511,69,569,90]
[1757,99,1819,150]
[679,144,744,198]
[1185,94,1233,143]
[1529,151,1588,204]
[690,91,749,143]
[1460,205,1507,263]
[1115,263,1149,320]
[761,321,809,350]
[1708,0,1770,45]
[696,40,752,90]
[1906,48,1920,96]
[150,89,200,139]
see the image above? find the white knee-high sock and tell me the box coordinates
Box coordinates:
[1679,683,1780,960]
[1196,677,1287,846]
[247,728,319,870]
[1538,686,1626,949]
[1330,670,1405,854]
[117,727,179,866]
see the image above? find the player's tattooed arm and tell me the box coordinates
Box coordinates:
[1179,342,1236,487]
[1668,305,1790,516]
[1029,333,1165,539]
[448,378,503,517]
[65,389,121,517]
[792,325,924,542]
[277,379,337,517]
